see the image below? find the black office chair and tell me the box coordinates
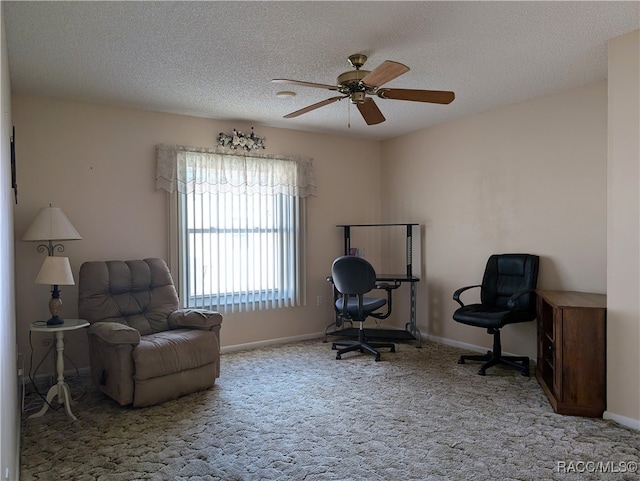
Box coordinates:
[453,254,539,376]
[330,256,396,362]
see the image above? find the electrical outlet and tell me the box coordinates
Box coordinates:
[317,296,323,306]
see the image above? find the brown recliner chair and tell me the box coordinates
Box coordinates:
[78,258,222,407]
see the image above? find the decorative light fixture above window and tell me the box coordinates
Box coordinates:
[217,128,266,152]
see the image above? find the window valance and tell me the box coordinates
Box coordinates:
[156,144,317,198]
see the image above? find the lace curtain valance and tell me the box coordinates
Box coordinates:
[156,144,317,197]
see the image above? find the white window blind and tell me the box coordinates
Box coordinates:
[156,144,316,313]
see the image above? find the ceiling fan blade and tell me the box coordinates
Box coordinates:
[272,79,339,91]
[357,98,386,125]
[283,96,347,119]
[361,61,410,88]
[377,88,455,104]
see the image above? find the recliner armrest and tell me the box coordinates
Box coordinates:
[89,321,141,345]
[168,309,223,330]
[452,285,481,308]
[506,289,536,310]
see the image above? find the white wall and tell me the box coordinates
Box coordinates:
[11,95,382,371]
[606,29,640,428]
[380,82,608,360]
[0,6,19,481]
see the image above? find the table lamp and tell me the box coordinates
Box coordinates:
[35,256,75,325]
[22,206,82,255]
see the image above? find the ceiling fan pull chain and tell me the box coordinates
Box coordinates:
[348,101,351,129]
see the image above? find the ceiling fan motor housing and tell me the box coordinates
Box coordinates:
[350,92,367,104]
[337,69,371,88]
[337,69,374,103]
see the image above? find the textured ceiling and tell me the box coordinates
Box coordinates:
[3,1,639,141]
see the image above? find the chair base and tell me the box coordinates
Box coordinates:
[332,340,396,362]
[331,323,395,361]
[457,327,530,376]
[458,351,530,376]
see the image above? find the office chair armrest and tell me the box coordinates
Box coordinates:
[506,289,536,309]
[338,293,354,320]
[452,285,481,308]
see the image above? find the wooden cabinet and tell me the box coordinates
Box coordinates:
[536,290,606,418]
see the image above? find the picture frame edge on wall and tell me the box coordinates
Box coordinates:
[10,125,17,204]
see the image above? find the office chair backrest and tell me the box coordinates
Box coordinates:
[332,256,377,295]
[481,254,539,311]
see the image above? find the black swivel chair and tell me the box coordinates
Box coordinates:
[453,254,539,376]
[330,256,396,362]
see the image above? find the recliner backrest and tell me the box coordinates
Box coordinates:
[480,254,539,311]
[78,258,179,335]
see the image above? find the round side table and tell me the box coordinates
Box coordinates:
[29,318,89,420]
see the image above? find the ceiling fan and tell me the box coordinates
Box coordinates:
[272,54,455,126]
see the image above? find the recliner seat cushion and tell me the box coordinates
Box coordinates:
[133,328,220,381]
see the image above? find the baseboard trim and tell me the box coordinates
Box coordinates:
[603,411,640,431]
[421,332,539,373]
[423,333,489,353]
[221,332,324,354]
[423,333,531,359]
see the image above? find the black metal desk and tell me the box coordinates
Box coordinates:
[326,223,422,346]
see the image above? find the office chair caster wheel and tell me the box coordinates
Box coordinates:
[375,355,381,362]
[477,369,486,376]
[458,358,465,364]
[391,346,396,353]
[336,354,342,360]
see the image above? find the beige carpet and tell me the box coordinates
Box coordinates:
[20,339,640,481]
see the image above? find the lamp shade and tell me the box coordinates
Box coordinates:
[35,256,75,286]
[22,207,82,242]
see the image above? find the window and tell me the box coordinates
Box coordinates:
[181,190,303,311]
[156,144,316,313]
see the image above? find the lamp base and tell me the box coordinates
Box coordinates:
[47,289,64,326]
[46,316,64,326]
